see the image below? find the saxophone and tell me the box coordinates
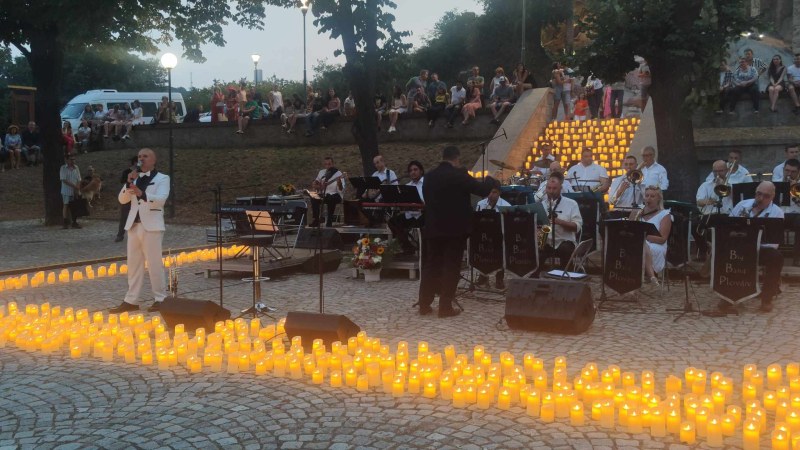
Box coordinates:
[538,225,552,248]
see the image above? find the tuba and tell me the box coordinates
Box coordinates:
[538,225,552,248]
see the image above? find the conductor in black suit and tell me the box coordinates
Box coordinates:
[418,146,495,317]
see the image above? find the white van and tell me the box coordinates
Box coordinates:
[60,89,186,131]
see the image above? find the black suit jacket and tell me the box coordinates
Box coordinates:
[422,162,494,239]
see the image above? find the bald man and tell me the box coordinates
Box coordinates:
[726,181,785,312]
[693,160,735,260]
[110,148,171,314]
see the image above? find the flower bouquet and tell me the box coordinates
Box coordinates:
[278,183,296,196]
[352,236,386,270]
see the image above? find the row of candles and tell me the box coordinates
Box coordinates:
[1,301,799,449]
[0,245,247,292]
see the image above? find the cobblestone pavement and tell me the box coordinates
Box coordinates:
[1,224,799,449]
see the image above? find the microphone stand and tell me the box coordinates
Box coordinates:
[475,128,508,180]
[212,183,224,308]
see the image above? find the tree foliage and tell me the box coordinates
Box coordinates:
[310,0,412,175]
[0,0,292,224]
[579,0,752,201]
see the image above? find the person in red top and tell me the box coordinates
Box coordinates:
[573,92,589,121]
[210,87,225,123]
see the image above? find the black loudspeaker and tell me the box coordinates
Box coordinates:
[295,228,343,250]
[159,298,231,332]
[284,311,361,351]
[504,278,595,334]
[301,250,343,273]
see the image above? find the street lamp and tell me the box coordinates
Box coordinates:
[301,1,310,89]
[251,54,260,90]
[160,52,177,218]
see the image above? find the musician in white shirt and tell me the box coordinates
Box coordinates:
[609,156,645,209]
[693,160,734,260]
[535,172,583,276]
[310,156,344,227]
[640,146,669,190]
[388,160,425,255]
[566,147,609,193]
[771,144,799,182]
[727,181,784,312]
[534,161,574,201]
[364,154,398,202]
[530,143,556,179]
[704,149,753,184]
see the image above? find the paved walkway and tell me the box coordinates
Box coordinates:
[1,225,799,448]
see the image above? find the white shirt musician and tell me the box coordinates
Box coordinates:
[476,188,511,212]
[726,181,784,312]
[696,160,734,215]
[405,173,425,220]
[530,145,556,179]
[536,173,583,275]
[566,147,609,193]
[311,156,345,227]
[638,186,672,284]
[704,150,753,184]
[771,145,799,182]
[371,155,398,185]
[534,161,573,202]
[388,161,426,255]
[609,156,645,209]
[640,146,669,190]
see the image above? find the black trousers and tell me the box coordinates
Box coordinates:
[588,93,602,118]
[117,203,131,237]
[760,247,783,298]
[310,193,341,227]
[445,104,462,124]
[533,241,575,277]
[722,84,760,112]
[418,235,467,311]
[388,214,423,253]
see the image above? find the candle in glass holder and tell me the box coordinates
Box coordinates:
[312,368,324,385]
[627,409,643,434]
[768,364,783,390]
[570,401,585,426]
[540,403,555,423]
[695,406,709,437]
[680,421,696,444]
[706,415,722,447]
[423,381,436,399]
[721,413,735,436]
[742,419,759,450]
[650,407,665,437]
[452,386,466,408]
[666,375,682,394]
[496,388,511,410]
[356,374,369,392]
[526,389,541,417]
[772,429,789,450]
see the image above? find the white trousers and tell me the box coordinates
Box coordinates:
[124,223,166,304]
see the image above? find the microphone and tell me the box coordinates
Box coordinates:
[128,161,143,187]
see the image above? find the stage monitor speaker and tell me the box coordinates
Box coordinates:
[301,250,343,273]
[295,228,343,250]
[159,298,231,332]
[284,311,361,351]
[504,278,595,334]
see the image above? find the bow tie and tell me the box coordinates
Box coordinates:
[138,171,151,177]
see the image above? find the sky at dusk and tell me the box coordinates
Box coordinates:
[156,0,484,89]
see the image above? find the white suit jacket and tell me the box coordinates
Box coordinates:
[118,172,170,231]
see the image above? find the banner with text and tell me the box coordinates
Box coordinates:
[503,210,538,277]
[603,221,645,295]
[469,210,504,275]
[711,226,761,303]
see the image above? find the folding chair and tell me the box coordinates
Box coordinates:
[543,239,593,279]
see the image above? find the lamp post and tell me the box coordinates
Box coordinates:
[251,54,260,90]
[301,1,310,88]
[160,52,178,218]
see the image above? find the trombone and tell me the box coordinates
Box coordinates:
[609,163,644,205]
[713,161,739,199]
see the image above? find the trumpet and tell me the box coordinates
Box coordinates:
[538,225,552,248]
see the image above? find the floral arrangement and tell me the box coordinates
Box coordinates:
[278,183,296,196]
[352,236,386,270]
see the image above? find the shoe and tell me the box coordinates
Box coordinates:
[753,110,759,114]
[63,219,70,229]
[428,120,433,127]
[649,276,660,286]
[715,110,723,114]
[727,111,735,115]
[438,308,461,318]
[109,302,139,314]
[122,134,130,140]
[419,306,433,316]
[147,302,162,312]
[115,234,124,242]
[236,130,244,134]
[388,126,396,133]
[103,135,109,139]
[495,278,505,290]
[71,222,82,229]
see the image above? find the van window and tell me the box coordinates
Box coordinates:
[61,103,88,119]
[174,103,184,116]
[141,102,158,118]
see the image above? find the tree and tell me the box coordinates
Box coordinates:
[310,0,411,176]
[580,0,751,202]
[0,0,292,225]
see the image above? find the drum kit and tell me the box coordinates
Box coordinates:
[489,159,550,187]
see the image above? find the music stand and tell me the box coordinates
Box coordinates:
[774,182,792,207]
[379,185,423,204]
[497,203,548,226]
[731,182,759,204]
[565,191,603,253]
[599,219,660,304]
[348,176,381,199]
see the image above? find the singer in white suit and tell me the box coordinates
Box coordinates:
[110,148,170,313]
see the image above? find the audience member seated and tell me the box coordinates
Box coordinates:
[343,91,356,117]
[766,55,786,113]
[489,77,515,124]
[405,69,428,102]
[237,94,260,134]
[4,125,22,170]
[76,120,91,153]
[787,54,800,114]
[269,85,283,118]
[183,104,202,123]
[387,85,407,133]
[426,85,448,127]
[425,72,446,101]
[116,103,133,140]
[721,57,760,114]
[103,104,121,137]
[511,63,534,97]
[445,80,466,128]
[91,104,107,132]
[461,80,482,126]
[410,87,430,114]
[305,88,340,137]
[284,94,306,134]
[489,67,506,93]
[21,121,42,166]
[467,66,485,93]
[374,90,387,131]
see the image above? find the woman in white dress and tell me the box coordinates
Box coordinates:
[634,186,672,285]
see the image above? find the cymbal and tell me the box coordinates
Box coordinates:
[532,159,551,169]
[489,159,519,171]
